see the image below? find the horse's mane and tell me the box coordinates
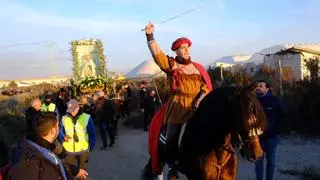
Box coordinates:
[180,86,266,156]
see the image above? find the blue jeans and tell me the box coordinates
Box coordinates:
[255,136,279,180]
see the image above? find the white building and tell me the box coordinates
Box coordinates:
[207,55,259,75]
[263,44,320,80]
[241,62,258,75]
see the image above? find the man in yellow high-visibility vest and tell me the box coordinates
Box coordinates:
[41,94,60,119]
[58,99,96,171]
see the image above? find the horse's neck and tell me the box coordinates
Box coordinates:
[207,147,231,166]
[203,134,237,180]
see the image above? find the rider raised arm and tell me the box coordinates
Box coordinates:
[145,23,171,73]
[145,22,213,178]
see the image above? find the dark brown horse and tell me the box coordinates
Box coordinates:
[142,86,266,180]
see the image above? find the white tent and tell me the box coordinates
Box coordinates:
[125,60,164,79]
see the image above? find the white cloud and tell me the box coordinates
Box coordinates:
[0,1,145,34]
[0,0,226,35]
[0,0,229,79]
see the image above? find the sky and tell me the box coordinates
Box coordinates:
[0,0,319,80]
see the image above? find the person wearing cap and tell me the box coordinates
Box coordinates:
[144,23,213,178]
[41,94,57,112]
[58,99,96,171]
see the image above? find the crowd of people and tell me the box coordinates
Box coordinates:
[1,79,164,180]
[0,22,286,180]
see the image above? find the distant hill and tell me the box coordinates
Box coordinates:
[125,60,164,79]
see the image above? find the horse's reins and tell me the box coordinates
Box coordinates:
[203,88,243,179]
[206,88,263,179]
[206,133,258,180]
[206,136,235,180]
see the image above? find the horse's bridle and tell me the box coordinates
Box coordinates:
[232,134,244,154]
[225,114,263,160]
[229,89,263,157]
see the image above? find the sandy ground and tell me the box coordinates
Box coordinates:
[87,117,320,180]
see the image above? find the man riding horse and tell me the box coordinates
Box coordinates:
[144,22,213,178]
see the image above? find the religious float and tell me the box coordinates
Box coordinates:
[70,39,107,94]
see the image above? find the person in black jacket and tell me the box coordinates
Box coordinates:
[143,89,160,131]
[56,88,68,119]
[123,83,132,117]
[8,113,88,180]
[254,80,286,180]
[95,92,116,150]
[25,98,42,137]
[139,81,147,111]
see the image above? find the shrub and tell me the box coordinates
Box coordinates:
[7,81,18,89]
[282,79,320,136]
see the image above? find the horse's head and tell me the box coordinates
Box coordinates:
[230,85,266,162]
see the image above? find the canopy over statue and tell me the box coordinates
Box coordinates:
[71,39,106,82]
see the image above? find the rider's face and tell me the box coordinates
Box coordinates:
[175,43,190,60]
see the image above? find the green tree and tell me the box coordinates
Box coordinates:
[305,57,319,81]
[8,81,18,88]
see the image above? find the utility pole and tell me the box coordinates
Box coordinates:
[220,64,224,80]
[278,56,283,96]
[49,41,56,78]
[0,40,61,78]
